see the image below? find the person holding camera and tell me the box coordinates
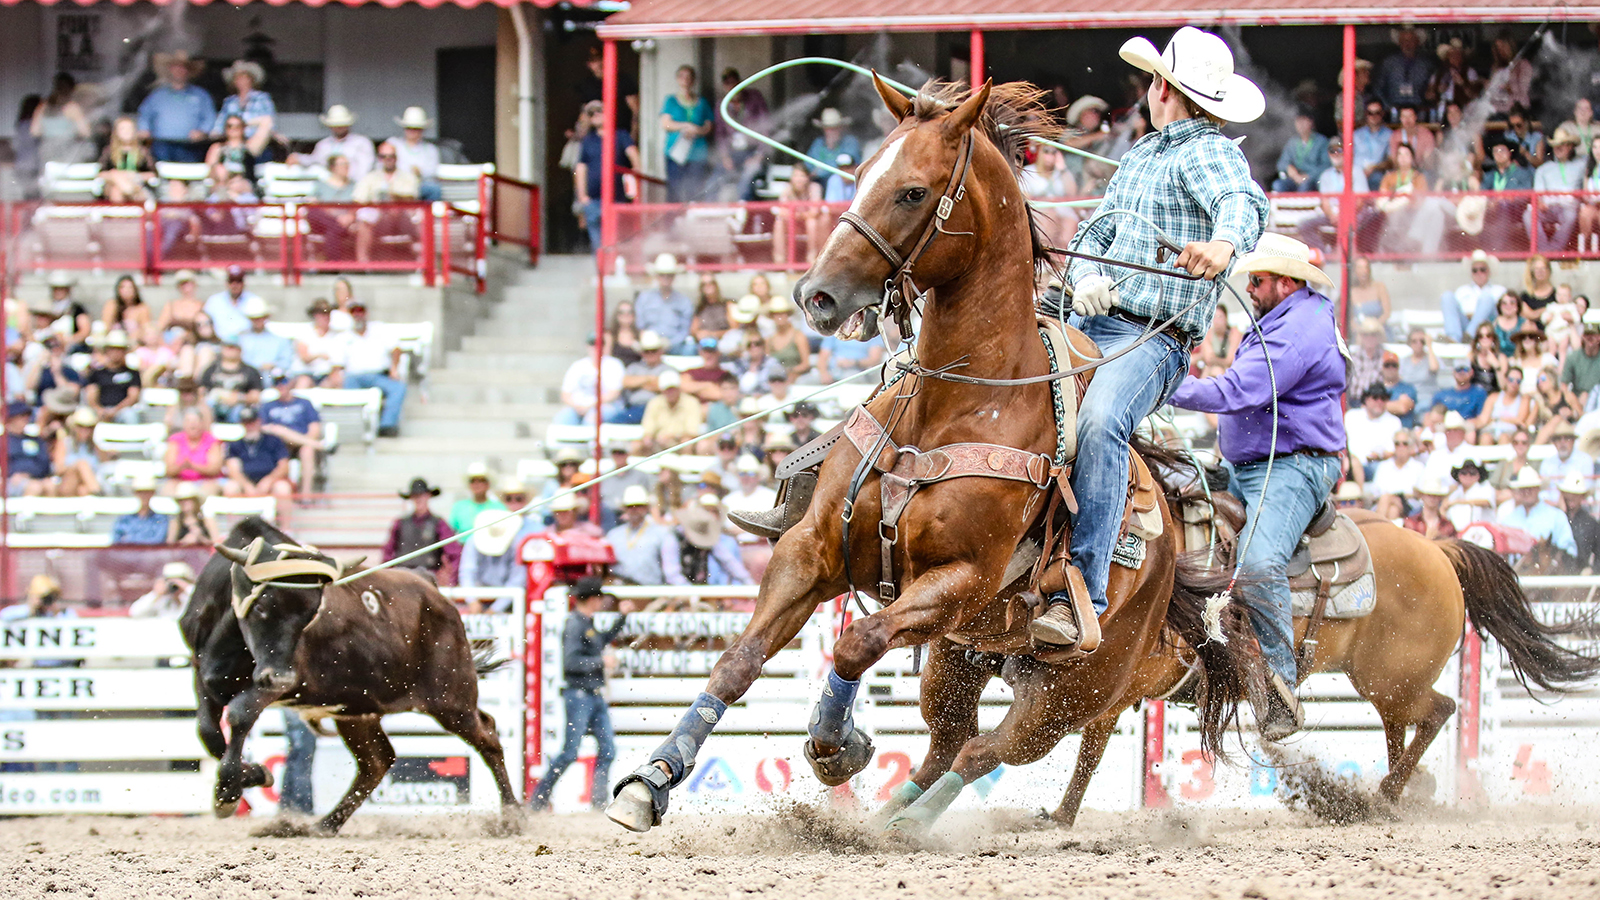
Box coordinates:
[129,562,197,618]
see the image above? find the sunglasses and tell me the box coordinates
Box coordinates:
[1248,274,1270,287]
[1471,267,1489,273]
[378,154,398,160]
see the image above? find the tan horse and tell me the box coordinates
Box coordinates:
[606,79,1254,834]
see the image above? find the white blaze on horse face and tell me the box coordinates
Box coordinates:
[819,134,907,258]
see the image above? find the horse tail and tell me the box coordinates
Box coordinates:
[1166,552,1260,760]
[1438,538,1600,693]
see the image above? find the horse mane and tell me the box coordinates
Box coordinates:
[909,80,1058,273]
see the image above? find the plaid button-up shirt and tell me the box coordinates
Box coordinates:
[1067,117,1268,342]
[213,90,277,139]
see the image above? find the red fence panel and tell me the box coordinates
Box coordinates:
[486,174,541,267]
[291,202,437,286]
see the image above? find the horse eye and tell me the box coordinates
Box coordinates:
[901,187,928,204]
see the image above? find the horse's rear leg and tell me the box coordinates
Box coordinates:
[1049,710,1120,828]
[1377,691,1456,802]
[318,715,396,835]
[877,639,991,821]
[433,705,520,811]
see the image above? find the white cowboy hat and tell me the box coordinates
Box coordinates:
[464,461,492,483]
[1551,125,1583,147]
[69,406,99,428]
[1333,481,1365,502]
[1416,474,1453,496]
[240,296,271,319]
[1065,95,1109,127]
[646,252,683,275]
[395,106,433,130]
[548,493,581,512]
[319,104,358,128]
[766,296,792,316]
[104,329,131,349]
[657,369,682,390]
[471,508,522,557]
[1455,196,1488,236]
[1507,467,1544,490]
[162,561,196,582]
[497,475,527,496]
[1119,27,1265,124]
[638,330,666,351]
[47,270,75,289]
[1232,234,1332,288]
[222,60,265,87]
[1355,316,1385,335]
[811,108,851,129]
[130,472,159,492]
[1436,37,1467,61]
[734,454,764,475]
[1462,249,1498,273]
[730,295,763,325]
[1558,472,1591,495]
[1441,411,1468,431]
[1580,424,1600,459]
[621,484,652,507]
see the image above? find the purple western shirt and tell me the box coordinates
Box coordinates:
[1168,286,1348,465]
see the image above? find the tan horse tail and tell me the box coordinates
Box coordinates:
[1437,538,1600,693]
[1164,551,1263,760]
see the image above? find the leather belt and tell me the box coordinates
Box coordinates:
[1109,308,1195,348]
[1240,448,1340,466]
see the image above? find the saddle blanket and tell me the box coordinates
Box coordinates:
[1291,572,1376,619]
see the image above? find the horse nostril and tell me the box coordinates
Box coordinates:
[810,292,837,316]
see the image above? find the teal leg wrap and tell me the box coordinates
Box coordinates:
[875,779,926,822]
[885,772,964,831]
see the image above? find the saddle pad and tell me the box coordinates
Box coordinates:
[1286,512,1367,585]
[1292,572,1377,619]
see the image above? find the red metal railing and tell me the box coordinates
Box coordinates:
[486,173,541,267]
[290,202,436,285]
[444,175,489,293]
[149,201,292,280]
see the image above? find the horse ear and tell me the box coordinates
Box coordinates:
[873,70,911,121]
[942,80,991,140]
[215,543,249,565]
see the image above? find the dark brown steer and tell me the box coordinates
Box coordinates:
[210,534,520,834]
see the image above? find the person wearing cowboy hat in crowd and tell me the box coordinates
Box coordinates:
[1538,419,1594,498]
[1445,459,1497,532]
[619,330,673,425]
[1370,428,1425,519]
[677,494,752,586]
[45,271,92,352]
[725,455,776,546]
[1431,362,1489,423]
[1347,317,1388,399]
[202,265,265,344]
[1498,466,1577,556]
[635,254,696,354]
[1404,475,1458,539]
[607,484,687,587]
[1163,234,1345,741]
[1374,25,1433,114]
[598,442,650,528]
[129,561,197,618]
[1332,480,1366,511]
[111,472,169,545]
[449,461,506,534]
[211,60,275,159]
[1556,472,1600,571]
[823,153,858,203]
[391,107,443,202]
[383,477,460,585]
[288,105,376,181]
[137,51,215,163]
[85,330,142,424]
[235,296,293,383]
[458,479,539,613]
[1015,28,1271,658]
[804,108,860,182]
[1062,95,1115,192]
[1529,125,1586,253]
[637,369,702,455]
[546,491,602,539]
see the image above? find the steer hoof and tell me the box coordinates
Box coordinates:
[804,728,874,787]
[607,780,658,833]
[243,762,274,789]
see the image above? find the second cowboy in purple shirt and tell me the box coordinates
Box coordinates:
[1167,233,1349,740]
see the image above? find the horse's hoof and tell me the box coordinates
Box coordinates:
[607,780,658,833]
[804,728,874,787]
[883,809,929,834]
[212,800,240,819]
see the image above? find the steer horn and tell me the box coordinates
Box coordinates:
[215,544,251,565]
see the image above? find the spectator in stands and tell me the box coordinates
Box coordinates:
[0,574,73,623]
[233,296,293,384]
[384,477,459,584]
[31,72,91,167]
[725,455,776,536]
[816,331,883,385]
[168,482,219,544]
[1272,110,1329,192]
[1517,257,1557,322]
[1490,293,1525,355]
[658,65,715,202]
[309,156,358,259]
[203,266,261,344]
[289,299,347,388]
[1388,104,1436,170]
[1063,96,1116,194]
[1441,251,1507,343]
[46,271,92,353]
[605,300,641,366]
[638,369,702,455]
[1405,475,1457,538]
[260,373,326,496]
[1353,99,1393,190]
[1531,127,1585,253]
[824,153,858,203]
[733,336,786,397]
[618,330,670,424]
[765,297,810,380]
[1020,145,1079,246]
[112,473,170,545]
[772,165,825,265]
[342,301,406,438]
[165,406,223,495]
[1469,325,1507,394]
[788,401,822,448]
[137,51,213,164]
[635,254,695,353]
[1538,420,1594,492]
[164,375,211,434]
[130,562,196,618]
[457,501,536,613]
[1510,323,1558,394]
[1445,460,1497,532]
[574,100,640,252]
[1346,385,1401,479]
[53,407,101,497]
[527,575,626,812]
[155,271,204,335]
[1429,39,1481,121]
[1500,466,1577,554]
[449,462,504,534]
[689,275,732,347]
[599,445,650,529]
[700,373,742,446]
[26,331,80,409]
[201,338,263,423]
[1374,25,1433,113]
[682,338,730,402]
[1378,353,1418,427]
[1370,429,1424,519]
[391,107,443,202]
[211,60,274,159]
[132,324,177,388]
[557,334,625,426]
[85,330,142,425]
[1296,140,1364,250]
[1557,473,1600,571]
[352,141,421,263]
[1485,135,1534,202]
[205,115,258,187]
[678,495,752,586]
[804,107,859,183]
[1578,137,1600,254]
[1433,363,1489,422]
[1345,259,1392,339]
[11,95,40,190]
[1423,410,1478,479]
[1347,318,1386,398]
[99,115,154,203]
[1536,367,1581,443]
[294,104,376,181]
[607,484,685,586]
[1561,323,1600,408]
[1476,367,1532,442]
[223,406,292,503]
[5,402,52,497]
[547,492,602,539]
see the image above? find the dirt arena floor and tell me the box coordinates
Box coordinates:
[1,802,1596,900]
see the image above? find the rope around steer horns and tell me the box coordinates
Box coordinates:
[224,538,343,618]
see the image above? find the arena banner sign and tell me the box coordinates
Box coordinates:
[0,618,189,660]
[0,773,211,814]
[241,734,515,817]
[0,668,195,711]
[0,719,203,762]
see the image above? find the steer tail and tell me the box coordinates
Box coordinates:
[1437,539,1600,693]
[471,639,510,677]
[1166,552,1262,760]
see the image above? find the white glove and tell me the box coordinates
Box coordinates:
[1070,274,1118,318]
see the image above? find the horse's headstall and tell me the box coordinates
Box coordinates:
[219,537,340,619]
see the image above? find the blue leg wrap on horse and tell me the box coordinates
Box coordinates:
[809,670,860,746]
[649,692,728,784]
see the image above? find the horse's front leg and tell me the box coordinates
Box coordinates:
[607,529,845,833]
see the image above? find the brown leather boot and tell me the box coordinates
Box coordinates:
[728,469,818,540]
[1028,603,1080,645]
[1256,671,1305,742]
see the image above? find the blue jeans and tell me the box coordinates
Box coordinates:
[529,687,616,809]
[554,402,625,426]
[343,371,407,430]
[1067,315,1192,610]
[1227,453,1342,684]
[1440,290,1498,343]
[151,139,203,163]
[583,198,602,252]
[281,710,316,815]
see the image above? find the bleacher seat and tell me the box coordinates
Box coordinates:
[294,387,382,444]
[94,422,166,460]
[544,423,645,454]
[154,162,210,184]
[266,321,434,382]
[437,163,492,208]
[104,459,165,493]
[40,161,103,200]
[211,423,244,443]
[8,495,277,538]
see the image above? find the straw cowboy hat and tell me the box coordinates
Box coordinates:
[464,461,492,483]
[646,252,683,275]
[730,295,763,325]
[1551,125,1583,147]
[1436,37,1468,61]
[620,484,652,508]
[1441,410,1468,431]
[811,108,851,129]
[638,330,666,351]
[395,106,433,130]
[1507,467,1544,490]
[175,481,204,501]
[1119,27,1266,124]
[1558,472,1592,495]
[679,497,725,549]
[1462,249,1498,274]
[1580,424,1600,458]
[42,387,79,417]
[69,406,98,428]
[1455,196,1488,236]
[222,60,266,87]
[1231,234,1333,288]
[548,492,581,513]
[1065,95,1109,127]
[1333,481,1365,503]
[1549,419,1578,440]
[1416,474,1453,496]
[319,104,358,128]
[497,475,527,496]
[471,508,522,557]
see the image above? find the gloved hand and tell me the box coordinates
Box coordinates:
[1070,274,1118,318]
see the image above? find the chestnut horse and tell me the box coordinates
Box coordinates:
[606,79,1253,833]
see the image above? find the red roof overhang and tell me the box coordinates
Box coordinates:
[3,0,581,8]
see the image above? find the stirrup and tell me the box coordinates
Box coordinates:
[730,469,817,539]
[1026,564,1101,654]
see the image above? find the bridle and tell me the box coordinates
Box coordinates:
[836,130,976,340]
